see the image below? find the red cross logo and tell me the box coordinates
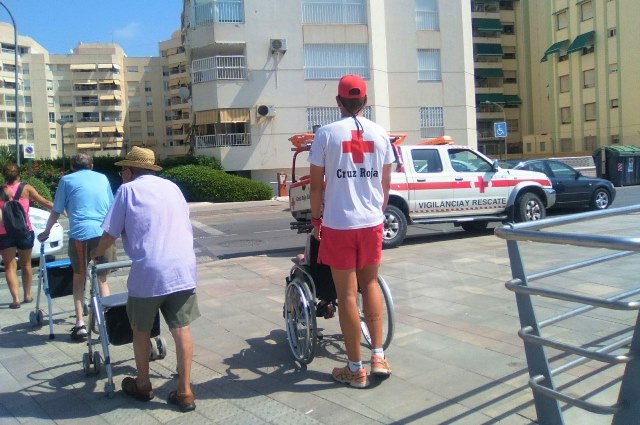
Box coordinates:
[342,130,374,164]
[474,176,489,193]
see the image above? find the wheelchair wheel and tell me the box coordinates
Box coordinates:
[284,278,317,364]
[357,275,395,350]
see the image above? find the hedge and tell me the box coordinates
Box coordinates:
[161,165,273,202]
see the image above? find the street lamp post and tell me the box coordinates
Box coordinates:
[56,119,68,171]
[483,100,507,160]
[0,2,20,165]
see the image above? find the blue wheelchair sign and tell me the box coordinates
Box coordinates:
[494,122,507,138]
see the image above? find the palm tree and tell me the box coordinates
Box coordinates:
[0,145,15,170]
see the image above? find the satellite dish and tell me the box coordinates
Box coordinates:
[178,86,190,100]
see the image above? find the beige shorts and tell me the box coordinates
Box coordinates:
[68,237,117,277]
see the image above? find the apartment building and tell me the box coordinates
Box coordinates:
[183,0,477,181]
[524,0,640,155]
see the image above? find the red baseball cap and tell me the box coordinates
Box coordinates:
[338,74,367,99]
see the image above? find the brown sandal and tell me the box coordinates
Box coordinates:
[9,302,20,309]
[167,390,196,412]
[121,377,154,401]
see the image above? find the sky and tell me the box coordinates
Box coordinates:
[1,0,183,57]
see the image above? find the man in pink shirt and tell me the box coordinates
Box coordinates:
[91,147,199,412]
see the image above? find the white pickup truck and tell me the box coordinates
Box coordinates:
[289,134,556,248]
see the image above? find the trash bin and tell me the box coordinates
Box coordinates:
[593,146,640,187]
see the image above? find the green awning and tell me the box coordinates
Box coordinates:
[540,39,569,62]
[476,94,505,105]
[472,18,503,32]
[504,95,521,105]
[567,31,595,54]
[475,44,504,56]
[475,68,504,78]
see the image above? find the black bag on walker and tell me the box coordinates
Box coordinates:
[102,293,161,346]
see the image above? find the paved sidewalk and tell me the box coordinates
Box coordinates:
[0,201,636,424]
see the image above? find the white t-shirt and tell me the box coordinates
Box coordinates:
[308,116,394,230]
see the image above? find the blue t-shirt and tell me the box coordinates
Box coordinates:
[52,169,113,241]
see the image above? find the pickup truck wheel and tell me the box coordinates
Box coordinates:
[515,192,546,222]
[382,205,407,249]
[460,222,489,233]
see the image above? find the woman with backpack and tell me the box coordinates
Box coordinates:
[1,162,53,309]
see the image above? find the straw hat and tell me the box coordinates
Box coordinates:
[114,146,162,171]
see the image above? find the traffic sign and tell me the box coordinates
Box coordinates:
[494,121,508,138]
[23,144,35,159]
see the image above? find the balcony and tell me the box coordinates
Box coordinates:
[195,132,250,148]
[192,56,247,83]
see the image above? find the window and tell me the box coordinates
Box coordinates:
[49,112,55,123]
[560,138,573,152]
[417,49,441,81]
[147,126,155,137]
[60,97,73,107]
[584,102,596,121]
[144,81,152,92]
[503,71,517,84]
[526,143,532,153]
[502,23,515,35]
[560,107,571,124]
[146,96,153,106]
[46,80,53,91]
[610,98,619,108]
[583,135,597,151]
[147,111,154,122]
[559,75,570,93]
[306,106,372,130]
[611,135,620,144]
[556,10,568,30]
[302,0,366,24]
[502,46,516,60]
[609,63,619,73]
[128,97,140,107]
[583,69,595,88]
[506,119,518,133]
[411,149,442,174]
[540,142,546,152]
[420,107,444,139]
[144,66,152,72]
[499,1,514,11]
[127,66,139,72]
[609,28,617,37]
[129,111,142,122]
[415,0,439,31]
[24,96,32,107]
[304,44,369,80]
[580,1,593,21]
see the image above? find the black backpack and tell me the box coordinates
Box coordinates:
[0,183,29,236]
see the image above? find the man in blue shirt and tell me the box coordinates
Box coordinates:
[39,153,116,340]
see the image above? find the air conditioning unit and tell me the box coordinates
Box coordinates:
[256,104,276,118]
[270,38,287,54]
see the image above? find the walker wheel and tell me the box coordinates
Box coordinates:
[82,352,91,376]
[29,310,44,327]
[105,382,116,397]
[155,337,167,360]
[92,351,102,375]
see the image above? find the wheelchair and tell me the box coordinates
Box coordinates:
[283,237,395,364]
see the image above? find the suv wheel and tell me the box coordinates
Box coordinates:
[515,192,546,222]
[382,205,407,249]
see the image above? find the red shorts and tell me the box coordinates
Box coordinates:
[317,224,383,270]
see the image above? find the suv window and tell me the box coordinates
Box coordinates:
[448,149,493,172]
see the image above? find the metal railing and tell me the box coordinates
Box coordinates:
[192,56,247,83]
[195,133,251,148]
[495,206,640,424]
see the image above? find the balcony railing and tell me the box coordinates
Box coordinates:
[302,1,366,24]
[192,56,247,83]
[196,133,251,148]
[416,11,439,30]
[194,0,244,26]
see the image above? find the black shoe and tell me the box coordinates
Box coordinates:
[70,325,87,341]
